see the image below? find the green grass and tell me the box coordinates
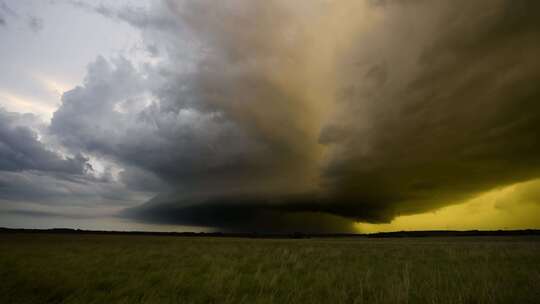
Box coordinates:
[0,233,539,304]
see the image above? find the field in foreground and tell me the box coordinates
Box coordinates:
[0,233,539,304]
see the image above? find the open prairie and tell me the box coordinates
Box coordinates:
[0,233,539,304]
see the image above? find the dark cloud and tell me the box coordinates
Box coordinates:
[322,0,540,219]
[0,108,89,174]
[494,179,540,211]
[50,56,282,192]
[44,0,540,232]
[0,108,150,218]
[0,170,149,209]
[2,209,98,220]
[121,193,357,233]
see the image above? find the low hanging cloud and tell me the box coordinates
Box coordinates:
[0,108,150,221]
[0,108,88,174]
[323,0,540,218]
[41,0,540,232]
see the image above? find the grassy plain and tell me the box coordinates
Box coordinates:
[0,233,539,304]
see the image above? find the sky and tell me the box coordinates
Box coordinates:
[1,0,540,233]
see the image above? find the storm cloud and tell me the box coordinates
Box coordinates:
[321,0,540,219]
[3,0,540,232]
[0,108,88,174]
[53,0,540,231]
[0,108,150,223]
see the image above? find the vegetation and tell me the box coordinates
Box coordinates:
[0,233,539,303]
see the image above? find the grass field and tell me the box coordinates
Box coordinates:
[0,233,539,304]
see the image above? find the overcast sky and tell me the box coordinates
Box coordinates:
[1,0,540,233]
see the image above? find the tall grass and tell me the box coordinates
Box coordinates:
[0,234,539,303]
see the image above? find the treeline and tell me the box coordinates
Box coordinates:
[1,227,540,239]
[365,229,540,238]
